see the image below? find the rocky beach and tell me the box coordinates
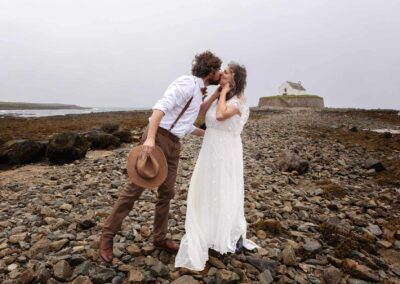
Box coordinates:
[1,108,400,283]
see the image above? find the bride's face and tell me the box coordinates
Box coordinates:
[220,67,233,86]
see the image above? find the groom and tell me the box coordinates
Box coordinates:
[99,51,222,263]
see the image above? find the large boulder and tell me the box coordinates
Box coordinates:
[100,123,120,134]
[364,158,385,172]
[0,139,46,165]
[112,129,133,143]
[47,132,89,164]
[277,152,309,175]
[85,130,120,149]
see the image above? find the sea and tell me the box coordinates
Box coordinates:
[0,107,149,118]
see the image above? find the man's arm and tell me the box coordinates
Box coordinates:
[142,76,193,157]
[141,109,164,158]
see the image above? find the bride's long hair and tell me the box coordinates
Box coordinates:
[225,62,247,101]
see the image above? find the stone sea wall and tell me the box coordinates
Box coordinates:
[259,95,325,108]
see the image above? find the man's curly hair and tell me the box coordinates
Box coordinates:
[191,51,222,78]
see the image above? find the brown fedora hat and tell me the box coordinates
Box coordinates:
[127,145,168,189]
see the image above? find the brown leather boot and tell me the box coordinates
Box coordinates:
[154,239,179,254]
[99,234,113,263]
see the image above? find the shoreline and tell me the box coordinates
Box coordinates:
[1,108,399,142]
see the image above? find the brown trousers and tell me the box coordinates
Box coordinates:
[102,127,181,242]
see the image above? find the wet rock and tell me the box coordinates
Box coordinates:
[71,275,93,284]
[257,230,267,239]
[377,240,392,248]
[259,269,274,284]
[112,276,123,284]
[302,238,321,253]
[139,225,151,237]
[277,152,309,175]
[69,254,86,266]
[9,232,28,243]
[150,262,169,277]
[127,269,145,283]
[126,244,142,256]
[91,268,115,284]
[26,238,51,259]
[100,123,120,134]
[113,129,133,143]
[72,261,96,277]
[364,158,385,172]
[60,203,73,211]
[35,263,52,283]
[208,256,226,269]
[367,224,382,236]
[17,268,35,283]
[171,275,200,284]
[85,130,121,149]
[282,246,297,266]
[322,266,343,284]
[78,219,96,230]
[246,256,277,275]
[53,260,72,281]
[215,269,240,284]
[50,239,69,251]
[342,258,380,282]
[0,139,46,165]
[47,132,89,164]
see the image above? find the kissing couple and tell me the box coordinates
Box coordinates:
[99,51,258,271]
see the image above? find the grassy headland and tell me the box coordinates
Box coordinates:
[0,101,90,110]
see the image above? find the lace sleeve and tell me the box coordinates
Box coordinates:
[230,96,249,125]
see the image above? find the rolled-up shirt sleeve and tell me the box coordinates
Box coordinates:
[152,76,194,114]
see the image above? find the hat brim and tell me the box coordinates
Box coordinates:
[127,145,168,189]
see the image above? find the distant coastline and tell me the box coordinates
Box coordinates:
[0,101,90,110]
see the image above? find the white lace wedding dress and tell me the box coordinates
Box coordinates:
[175,96,258,271]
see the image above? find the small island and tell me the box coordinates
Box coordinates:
[258,81,325,108]
[0,101,90,110]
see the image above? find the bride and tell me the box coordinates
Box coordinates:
[175,62,258,271]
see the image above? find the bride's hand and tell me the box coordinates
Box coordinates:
[221,83,231,94]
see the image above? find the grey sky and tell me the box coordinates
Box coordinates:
[1,0,399,109]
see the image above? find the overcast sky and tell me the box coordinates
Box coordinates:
[0,0,399,109]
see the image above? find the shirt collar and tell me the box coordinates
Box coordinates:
[194,76,205,90]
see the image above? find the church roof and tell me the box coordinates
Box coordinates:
[286,81,306,91]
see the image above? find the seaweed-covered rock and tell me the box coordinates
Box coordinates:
[364,158,385,172]
[277,151,309,175]
[0,139,46,165]
[112,129,133,143]
[100,123,120,134]
[85,130,120,149]
[47,132,89,164]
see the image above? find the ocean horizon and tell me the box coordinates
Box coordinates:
[0,107,151,118]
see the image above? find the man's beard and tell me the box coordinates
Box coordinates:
[208,78,220,86]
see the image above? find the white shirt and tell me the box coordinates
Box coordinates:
[152,75,204,138]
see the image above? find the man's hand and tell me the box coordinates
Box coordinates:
[141,138,155,159]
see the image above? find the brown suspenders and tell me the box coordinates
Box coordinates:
[168,77,197,131]
[168,96,193,131]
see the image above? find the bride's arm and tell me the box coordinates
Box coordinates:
[198,88,220,118]
[216,85,240,121]
[191,127,205,137]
